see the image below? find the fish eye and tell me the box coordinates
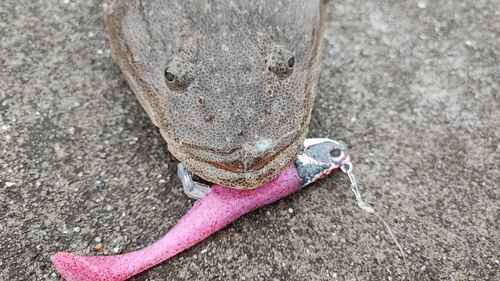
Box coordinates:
[287,56,295,69]
[265,46,294,79]
[163,58,194,91]
[164,68,175,83]
[329,149,344,162]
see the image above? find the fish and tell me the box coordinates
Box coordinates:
[51,138,350,281]
[104,0,324,189]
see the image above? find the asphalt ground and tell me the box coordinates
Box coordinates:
[1,0,499,280]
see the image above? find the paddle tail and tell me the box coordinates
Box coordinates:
[52,166,301,281]
[51,138,349,281]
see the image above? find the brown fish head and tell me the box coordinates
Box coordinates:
[105,0,324,189]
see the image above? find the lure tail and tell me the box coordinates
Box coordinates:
[52,138,350,281]
[52,166,302,281]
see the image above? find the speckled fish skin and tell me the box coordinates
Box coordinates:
[51,139,350,281]
[104,0,324,189]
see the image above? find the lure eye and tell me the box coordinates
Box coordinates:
[287,56,295,69]
[329,149,344,162]
[164,68,175,83]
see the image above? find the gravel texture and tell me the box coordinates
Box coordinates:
[1,0,499,280]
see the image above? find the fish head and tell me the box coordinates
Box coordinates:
[105,0,325,189]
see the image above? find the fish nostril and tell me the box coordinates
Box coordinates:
[266,89,273,98]
[197,97,205,107]
[234,116,246,137]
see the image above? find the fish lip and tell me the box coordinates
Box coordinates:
[210,148,280,173]
[179,130,301,172]
[166,132,306,189]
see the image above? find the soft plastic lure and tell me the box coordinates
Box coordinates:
[52,138,350,281]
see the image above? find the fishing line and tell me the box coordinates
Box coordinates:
[341,162,412,281]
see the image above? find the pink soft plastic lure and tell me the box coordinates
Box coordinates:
[52,138,350,281]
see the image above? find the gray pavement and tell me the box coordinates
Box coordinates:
[1,0,499,280]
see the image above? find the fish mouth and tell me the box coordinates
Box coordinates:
[208,140,291,173]
[166,130,305,189]
[181,130,300,173]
